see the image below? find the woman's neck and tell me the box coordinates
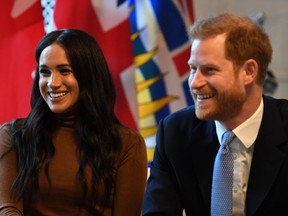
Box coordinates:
[53,107,78,127]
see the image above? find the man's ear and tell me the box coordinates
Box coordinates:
[243,59,258,84]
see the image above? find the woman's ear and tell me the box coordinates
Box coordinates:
[243,59,258,84]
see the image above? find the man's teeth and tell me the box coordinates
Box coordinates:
[198,94,213,99]
[50,92,67,98]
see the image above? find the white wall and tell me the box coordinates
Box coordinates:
[193,0,288,99]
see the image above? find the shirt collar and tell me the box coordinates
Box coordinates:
[215,98,264,148]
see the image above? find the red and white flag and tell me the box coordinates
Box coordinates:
[1,0,194,164]
[0,0,45,124]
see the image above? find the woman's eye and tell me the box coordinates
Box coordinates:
[60,68,73,74]
[39,68,50,75]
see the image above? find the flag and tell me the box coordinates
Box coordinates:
[38,0,194,163]
[128,0,194,163]
[0,0,45,124]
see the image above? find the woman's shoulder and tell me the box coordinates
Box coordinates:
[0,122,12,136]
[0,122,13,154]
[117,125,146,153]
[117,125,145,143]
[116,125,147,166]
[0,118,25,143]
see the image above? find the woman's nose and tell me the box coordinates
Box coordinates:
[48,72,61,88]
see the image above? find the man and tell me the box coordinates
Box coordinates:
[142,13,288,216]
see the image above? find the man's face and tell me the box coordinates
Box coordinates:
[187,34,246,122]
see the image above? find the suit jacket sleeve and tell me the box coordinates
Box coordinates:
[142,119,184,216]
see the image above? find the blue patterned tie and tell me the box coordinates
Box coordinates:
[211,130,236,216]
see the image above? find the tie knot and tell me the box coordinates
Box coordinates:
[222,130,235,144]
[221,131,235,151]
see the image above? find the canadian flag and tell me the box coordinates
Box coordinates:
[1,0,194,163]
[0,0,45,124]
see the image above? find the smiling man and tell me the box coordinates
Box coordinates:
[142,13,288,216]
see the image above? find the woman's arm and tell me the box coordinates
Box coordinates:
[113,128,148,216]
[0,124,23,215]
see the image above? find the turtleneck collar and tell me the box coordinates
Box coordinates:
[53,105,79,127]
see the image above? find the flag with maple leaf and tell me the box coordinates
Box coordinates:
[0,0,45,124]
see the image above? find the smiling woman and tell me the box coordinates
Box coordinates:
[0,29,147,216]
[38,43,80,114]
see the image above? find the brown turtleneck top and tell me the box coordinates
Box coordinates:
[0,121,148,216]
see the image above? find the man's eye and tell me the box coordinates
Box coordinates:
[207,67,215,71]
[189,66,196,73]
[203,67,217,74]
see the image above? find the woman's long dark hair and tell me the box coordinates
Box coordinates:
[9,29,122,211]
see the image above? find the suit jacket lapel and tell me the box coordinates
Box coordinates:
[246,97,288,215]
[192,121,219,208]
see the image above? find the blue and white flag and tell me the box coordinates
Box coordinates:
[128,0,194,163]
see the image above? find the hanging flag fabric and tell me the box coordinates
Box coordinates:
[128,0,194,163]
[26,0,194,164]
[0,0,45,124]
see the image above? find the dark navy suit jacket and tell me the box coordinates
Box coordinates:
[142,96,288,216]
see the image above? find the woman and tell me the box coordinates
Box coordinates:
[0,29,147,215]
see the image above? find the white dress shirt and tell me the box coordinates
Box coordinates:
[215,99,264,215]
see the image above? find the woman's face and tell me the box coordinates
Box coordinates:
[38,43,80,113]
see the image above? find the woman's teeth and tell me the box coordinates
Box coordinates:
[49,92,67,98]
